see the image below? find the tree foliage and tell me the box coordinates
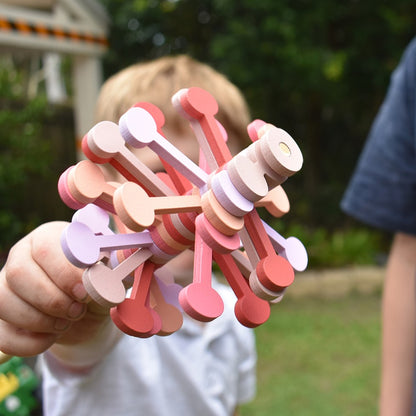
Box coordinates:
[0,59,75,254]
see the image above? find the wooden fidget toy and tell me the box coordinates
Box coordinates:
[58,87,308,337]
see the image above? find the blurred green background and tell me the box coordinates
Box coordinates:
[2,0,415,266]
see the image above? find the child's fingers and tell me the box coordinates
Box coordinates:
[29,222,89,302]
[4,225,87,321]
[4,250,87,321]
[0,277,73,334]
[0,320,58,357]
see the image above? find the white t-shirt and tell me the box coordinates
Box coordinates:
[40,282,257,416]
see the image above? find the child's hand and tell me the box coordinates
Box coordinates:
[0,221,110,357]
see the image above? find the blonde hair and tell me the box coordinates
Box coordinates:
[95,55,251,151]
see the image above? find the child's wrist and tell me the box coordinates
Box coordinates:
[47,320,122,372]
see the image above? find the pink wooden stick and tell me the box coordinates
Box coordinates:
[241,211,294,292]
[119,107,208,188]
[149,274,183,336]
[61,221,153,268]
[262,221,308,272]
[172,87,232,167]
[179,218,224,322]
[249,269,286,302]
[254,253,294,292]
[213,252,270,328]
[133,102,192,194]
[153,270,182,310]
[59,160,117,213]
[111,261,161,337]
[246,119,276,143]
[83,120,174,197]
[113,181,202,232]
[71,204,122,268]
[247,119,267,142]
[58,167,84,210]
[230,249,253,279]
[255,185,290,217]
[82,248,153,308]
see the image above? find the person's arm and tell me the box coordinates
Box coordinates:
[380,232,416,415]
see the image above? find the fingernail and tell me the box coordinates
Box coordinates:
[54,318,70,331]
[72,283,88,302]
[67,302,86,319]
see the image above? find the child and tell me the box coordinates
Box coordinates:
[0,55,257,416]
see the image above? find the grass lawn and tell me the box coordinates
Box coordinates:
[240,292,381,416]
